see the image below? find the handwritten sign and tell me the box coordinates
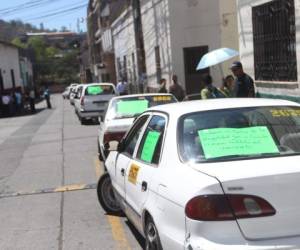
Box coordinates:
[141,131,161,163]
[128,164,140,184]
[117,100,149,115]
[270,109,300,117]
[198,126,279,159]
[87,86,103,95]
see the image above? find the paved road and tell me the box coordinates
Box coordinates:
[0,95,143,250]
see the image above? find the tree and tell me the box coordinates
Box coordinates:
[11,38,27,49]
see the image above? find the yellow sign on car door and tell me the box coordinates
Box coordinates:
[128,164,140,185]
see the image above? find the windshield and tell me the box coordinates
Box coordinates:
[85,85,115,96]
[106,95,176,120]
[179,106,300,163]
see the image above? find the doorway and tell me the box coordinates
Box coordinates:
[183,46,209,95]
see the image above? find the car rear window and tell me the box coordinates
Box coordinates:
[85,85,115,96]
[107,95,176,119]
[178,106,300,163]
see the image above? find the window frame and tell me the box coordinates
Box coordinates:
[135,112,169,167]
[121,114,150,158]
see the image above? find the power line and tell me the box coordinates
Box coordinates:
[25,4,87,22]
[0,0,58,16]
[21,0,87,20]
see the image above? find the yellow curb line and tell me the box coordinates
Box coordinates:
[94,156,131,250]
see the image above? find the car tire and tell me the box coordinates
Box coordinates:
[80,118,86,125]
[97,173,122,215]
[145,216,163,250]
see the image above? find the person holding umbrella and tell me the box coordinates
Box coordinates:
[230,61,255,98]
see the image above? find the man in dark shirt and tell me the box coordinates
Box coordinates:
[230,61,255,97]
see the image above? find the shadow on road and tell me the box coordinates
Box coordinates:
[125,220,145,249]
[0,107,47,119]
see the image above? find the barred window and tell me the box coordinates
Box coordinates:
[252,0,297,82]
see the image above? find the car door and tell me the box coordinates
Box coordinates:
[125,114,167,232]
[74,86,83,113]
[108,115,150,209]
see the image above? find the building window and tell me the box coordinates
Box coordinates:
[155,46,162,82]
[252,0,297,82]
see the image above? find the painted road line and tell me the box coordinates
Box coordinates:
[107,215,131,250]
[0,183,97,199]
[94,156,104,178]
[94,156,131,250]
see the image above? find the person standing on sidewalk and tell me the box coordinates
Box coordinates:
[44,86,52,109]
[230,61,255,97]
[29,88,36,113]
[158,78,167,93]
[169,74,185,101]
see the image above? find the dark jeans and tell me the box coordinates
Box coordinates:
[45,96,52,109]
[29,98,35,113]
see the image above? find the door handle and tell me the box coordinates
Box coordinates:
[141,181,148,192]
[121,168,125,176]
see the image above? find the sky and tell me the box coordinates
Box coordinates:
[0,0,88,33]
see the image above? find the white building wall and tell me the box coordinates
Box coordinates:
[111,9,137,83]
[0,43,22,90]
[220,0,239,76]
[141,0,173,89]
[168,0,223,88]
[237,0,300,98]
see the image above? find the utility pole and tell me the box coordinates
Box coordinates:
[132,0,147,93]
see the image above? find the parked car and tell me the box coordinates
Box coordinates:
[74,83,116,124]
[183,93,202,101]
[69,84,80,105]
[62,86,71,99]
[97,93,177,161]
[97,98,300,250]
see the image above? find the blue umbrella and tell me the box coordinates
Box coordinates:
[196,48,239,70]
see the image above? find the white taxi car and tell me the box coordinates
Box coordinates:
[97,98,300,250]
[97,93,177,161]
[74,83,116,124]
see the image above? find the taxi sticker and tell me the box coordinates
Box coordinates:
[270,109,300,117]
[141,131,161,163]
[153,96,172,102]
[128,164,140,185]
[117,100,149,115]
[198,126,279,159]
[87,86,103,95]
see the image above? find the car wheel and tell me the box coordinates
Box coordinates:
[145,216,163,250]
[97,173,122,215]
[80,118,86,125]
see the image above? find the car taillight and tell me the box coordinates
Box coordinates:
[103,131,126,145]
[80,96,85,106]
[185,194,276,221]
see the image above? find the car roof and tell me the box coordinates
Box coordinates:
[147,98,300,116]
[82,82,115,89]
[109,93,175,102]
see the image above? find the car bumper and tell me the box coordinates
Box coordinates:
[78,110,104,119]
[184,236,300,250]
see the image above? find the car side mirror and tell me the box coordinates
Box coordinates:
[98,115,104,123]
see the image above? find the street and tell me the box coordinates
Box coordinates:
[0,94,143,250]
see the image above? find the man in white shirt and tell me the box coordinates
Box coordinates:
[116,79,128,95]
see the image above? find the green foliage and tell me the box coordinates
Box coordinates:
[11,38,27,49]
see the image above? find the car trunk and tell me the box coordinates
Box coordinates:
[190,156,300,240]
[84,94,114,112]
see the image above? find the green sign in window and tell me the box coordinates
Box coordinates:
[87,86,103,95]
[198,126,279,159]
[141,131,161,163]
[117,100,149,115]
